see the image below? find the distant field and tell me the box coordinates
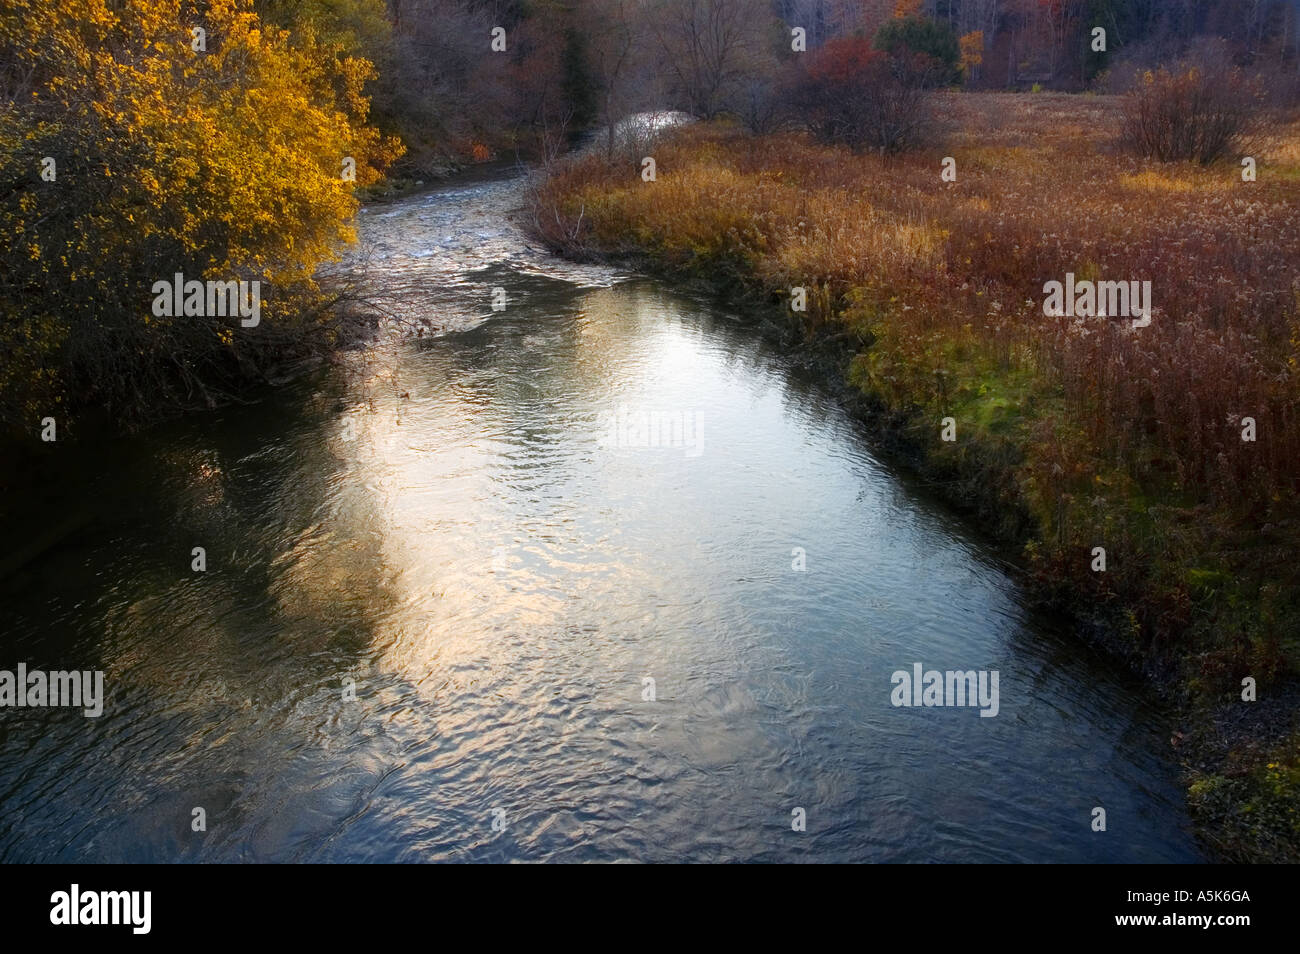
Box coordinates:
[533,92,1300,861]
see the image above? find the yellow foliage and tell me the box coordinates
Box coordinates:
[0,0,402,428]
[1118,170,1203,193]
[959,31,983,71]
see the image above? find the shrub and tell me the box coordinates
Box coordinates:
[737,76,790,135]
[1120,65,1264,163]
[792,38,934,153]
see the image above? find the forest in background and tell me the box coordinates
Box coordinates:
[350,0,1300,175]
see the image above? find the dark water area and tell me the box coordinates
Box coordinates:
[0,172,1203,862]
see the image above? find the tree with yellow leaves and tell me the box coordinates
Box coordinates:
[0,0,401,434]
[959,30,984,83]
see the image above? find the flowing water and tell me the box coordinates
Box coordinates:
[0,167,1204,862]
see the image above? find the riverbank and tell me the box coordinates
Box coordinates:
[527,92,1300,862]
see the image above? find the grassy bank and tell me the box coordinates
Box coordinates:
[530,92,1300,861]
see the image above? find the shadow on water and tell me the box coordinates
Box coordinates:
[0,378,412,861]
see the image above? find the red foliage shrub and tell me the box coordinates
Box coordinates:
[792,37,935,153]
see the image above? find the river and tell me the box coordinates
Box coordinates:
[0,167,1203,862]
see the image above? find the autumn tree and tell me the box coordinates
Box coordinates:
[0,0,399,432]
[959,29,984,83]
